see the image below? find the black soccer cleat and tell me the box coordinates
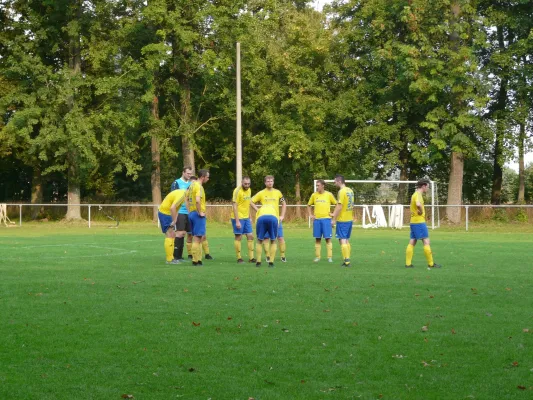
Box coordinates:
[280,257,287,262]
[205,254,214,260]
[192,261,203,267]
[341,258,351,267]
[429,263,442,268]
[237,258,244,264]
[255,262,262,268]
[249,258,257,263]
[266,256,270,262]
[268,262,275,268]
[405,264,415,268]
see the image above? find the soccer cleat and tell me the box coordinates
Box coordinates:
[176,258,185,262]
[313,257,320,263]
[429,263,442,268]
[188,255,193,260]
[268,262,275,268]
[237,258,244,264]
[266,256,270,262]
[205,254,214,260]
[341,258,351,267]
[327,258,333,263]
[249,258,257,263]
[192,261,203,267]
[255,262,262,268]
[281,257,287,262]
[405,264,415,268]
[166,259,181,265]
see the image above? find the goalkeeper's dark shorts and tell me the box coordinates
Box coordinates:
[176,213,191,233]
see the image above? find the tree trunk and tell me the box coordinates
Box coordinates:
[31,168,44,220]
[65,2,82,220]
[151,96,162,222]
[446,151,464,224]
[396,143,409,204]
[180,80,195,172]
[294,171,301,219]
[518,122,526,204]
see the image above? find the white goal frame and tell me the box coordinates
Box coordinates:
[313,179,439,230]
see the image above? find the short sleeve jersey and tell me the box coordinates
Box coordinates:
[336,187,354,222]
[252,188,284,219]
[307,191,337,219]
[159,190,186,215]
[172,178,191,214]
[232,186,252,219]
[188,181,206,213]
[410,191,425,224]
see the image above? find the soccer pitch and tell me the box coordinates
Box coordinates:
[1,223,532,399]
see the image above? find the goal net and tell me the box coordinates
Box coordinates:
[313,180,439,229]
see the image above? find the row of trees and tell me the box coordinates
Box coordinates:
[1,0,532,222]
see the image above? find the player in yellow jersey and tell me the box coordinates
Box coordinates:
[186,169,210,266]
[405,178,442,269]
[232,177,256,264]
[307,179,337,263]
[158,189,187,264]
[251,175,286,267]
[331,174,355,267]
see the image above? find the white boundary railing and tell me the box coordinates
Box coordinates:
[2,203,533,231]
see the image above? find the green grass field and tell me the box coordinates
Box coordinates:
[1,222,533,399]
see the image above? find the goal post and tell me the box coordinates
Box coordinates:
[312,179,439,230]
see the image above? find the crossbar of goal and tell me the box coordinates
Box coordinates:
[313,179,437,230]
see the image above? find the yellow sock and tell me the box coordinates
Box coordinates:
[424,245,434,266]
[347,242,351,256]
[256,242,263,263]
[406,244,414,266]
[234,240,242,259]
[279,241,286,257]
[186,242,192,257]
[202,240,210,255]
[164,238,174,262]
[326,242,333,258]
[315,243,321,259]
[192,242,201,262]
[269,242,277,262]
[247,240,254,259]
[264,243,270,259]
[341,243,350,260]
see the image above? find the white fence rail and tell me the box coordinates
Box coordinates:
[1,203,533,231]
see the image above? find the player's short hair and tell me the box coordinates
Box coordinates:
[183,166,192,173]
[416,178,430,188]
[198,169,209,178]
[334,174,345,184]
[190,175,198,180]
[242,176,251,182]
[316,179,326,186]
[264,175,274,182]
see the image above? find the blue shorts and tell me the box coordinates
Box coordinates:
[158,212,173,234]
[232,218,253,235]
[313,218,332,239]
[410,223,429,240]
[264,221,283,239]
[189,211,206,237]
[256,215,278,241]
[335,221,352,240]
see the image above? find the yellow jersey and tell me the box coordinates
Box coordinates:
[308,191,336,219]
[188,181,206,213]
[232,185,252,219]
[336,187,354,222]
[252,188,284,219]
[410,191,426,223]
[159,189,186,215]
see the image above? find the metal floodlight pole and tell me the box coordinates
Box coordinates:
[236,42,242,185]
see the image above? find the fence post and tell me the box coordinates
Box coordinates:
[465,206,469,232]
[19,204,22,226]
[88,205,91,229]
